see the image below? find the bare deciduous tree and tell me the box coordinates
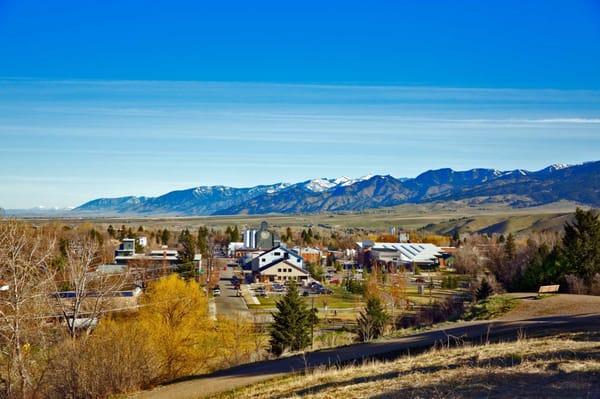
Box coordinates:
[0,220,55,398]
[49,238,129,338]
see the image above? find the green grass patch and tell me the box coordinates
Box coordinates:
[463,295,519,321]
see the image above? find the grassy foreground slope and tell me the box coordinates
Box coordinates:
[216,332,600,399]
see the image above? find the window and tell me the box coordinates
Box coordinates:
[261,258,266,262]
[288,268,292,273]
[274,252,281,256]
[277,268,281,272]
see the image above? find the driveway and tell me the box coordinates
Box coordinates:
[135,312,600,399]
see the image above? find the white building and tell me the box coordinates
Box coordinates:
[356,241,444,268]
[257,259,309,283]
[243,229,257,249]
[138,236,148,247]
[227,241,244,257]
[251,246,304,273]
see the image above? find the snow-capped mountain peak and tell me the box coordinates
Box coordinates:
[304,178,337,192]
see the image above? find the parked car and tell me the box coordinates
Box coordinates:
[272,283,285,292]
[255,287,268,297]
[212,287,221,296]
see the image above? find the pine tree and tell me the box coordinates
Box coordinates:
[270,282,313,356]
[504,233,516,260]
[178,229,196,264]
[197,226,209,256]
[452,230,460,246]
[161,229,171,245]
[356,297,389,342]
[232,225,240,242]
[107,225,116,238]
[476,278,493,301]
[562,208,600,284]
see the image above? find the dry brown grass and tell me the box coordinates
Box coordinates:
[214,332,600,399]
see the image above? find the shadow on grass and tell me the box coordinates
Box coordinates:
[269,341,600,399]
[371,369,600,399]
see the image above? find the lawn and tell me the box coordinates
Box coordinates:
[247,284,363,311]
[463,294,520,320]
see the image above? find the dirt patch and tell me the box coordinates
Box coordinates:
[501,294,600,320]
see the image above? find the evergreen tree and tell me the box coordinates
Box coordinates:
[285,227,293,242]
[562,208,600,284]
[197,226,209,256]
[107,225,116,238]
[270,282,313,356]
[232,225,240,242]
[161,229,171,245]
[138,225,144,232]
[118,224,127,240]
[520,244,562,290]
[356,297,389,342]
[504,233,516,260]
[452,230,460,246]
[178,229,196,264]
[476,278,493,301]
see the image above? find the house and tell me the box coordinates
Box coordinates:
[292,247,322,264]
[251,245,304,273]
[115,238,136,258]
[356,240,446,271]
[114,239,180,266]
[256,258,309,283]
[227,241,244,257]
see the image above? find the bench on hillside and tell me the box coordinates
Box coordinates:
[538,284,560,295]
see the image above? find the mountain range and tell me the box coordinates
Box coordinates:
[74,161,600,216]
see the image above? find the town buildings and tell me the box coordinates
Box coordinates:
[356,240,451,271]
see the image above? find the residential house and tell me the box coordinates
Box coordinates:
[292,247,322,264]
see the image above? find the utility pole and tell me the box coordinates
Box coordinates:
[311,296,315,349]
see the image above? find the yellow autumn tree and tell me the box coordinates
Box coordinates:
[215,312,256,367]
[138,274,217,382]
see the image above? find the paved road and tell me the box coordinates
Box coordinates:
[136,312,600,399]
[213,261,250,317]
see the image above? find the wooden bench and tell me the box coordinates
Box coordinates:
[538,285,560,295]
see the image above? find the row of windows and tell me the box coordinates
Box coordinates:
[277,268,293,273]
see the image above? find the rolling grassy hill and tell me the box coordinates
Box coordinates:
[215,332,600,399]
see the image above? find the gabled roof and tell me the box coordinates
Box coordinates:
[258,259,309,275]
[259,245,303,261]
[357,241,443,263]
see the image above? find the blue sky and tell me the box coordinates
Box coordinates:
[0,1,599,208]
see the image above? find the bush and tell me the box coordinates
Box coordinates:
[476,279,493,301]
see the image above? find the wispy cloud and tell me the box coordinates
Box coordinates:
[1,78,599,208]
